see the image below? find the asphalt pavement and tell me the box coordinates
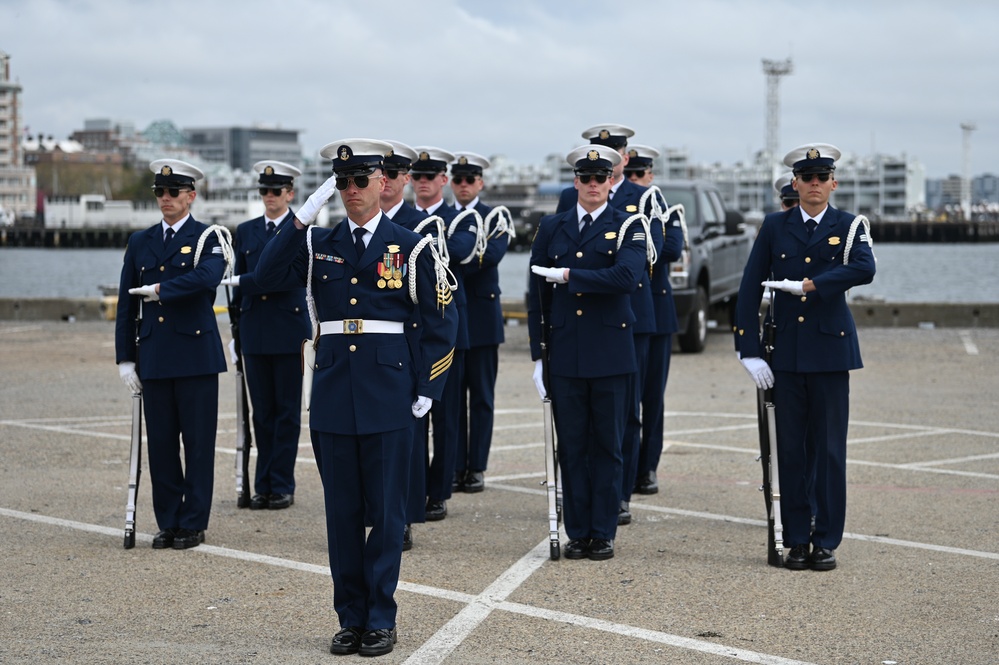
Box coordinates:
[1,320,997,664]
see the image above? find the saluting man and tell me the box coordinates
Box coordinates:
[451,151,507,494]
[222,160,311,511]
[735,143,876,572]
[115,159,228,550]
[253,139,457,657]
[528,145,648,562]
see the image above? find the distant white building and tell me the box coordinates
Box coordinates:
[0,49,36,223]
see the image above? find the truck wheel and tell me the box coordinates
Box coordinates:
[678,285,708,353]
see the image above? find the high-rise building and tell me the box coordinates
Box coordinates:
[0,49,37,223]
[184,126,302,172]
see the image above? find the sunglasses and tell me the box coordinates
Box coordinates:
[334,174,381,190]
[627,169,646,179]
[781,198,799,207]
[385,169,405,180]
[577,173,609,184]
[153,187,190,198]
[452,175,478,185]
[258,187,288,196]
[410,172,441,181]
[797,172,832,183]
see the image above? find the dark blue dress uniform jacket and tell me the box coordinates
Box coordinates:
[651,204,685,334]
[735,205,876,371]
[253,215,458,436]
[527,206,648,377]
[231,212,312,354]
[461,200,507,347]
[115,217,227,378]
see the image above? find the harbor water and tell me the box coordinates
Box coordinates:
[1,243,998,303]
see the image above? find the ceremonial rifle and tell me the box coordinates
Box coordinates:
[225,285,252,508]
[123,269,143,549]
[537,273,562,561]
[757,287,783,566]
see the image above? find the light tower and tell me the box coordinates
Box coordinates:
[960,121,976,219]
[762,58,793,179]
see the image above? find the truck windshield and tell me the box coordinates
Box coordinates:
[661,188,695,218]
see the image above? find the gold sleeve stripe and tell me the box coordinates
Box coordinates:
[430,348,455,381]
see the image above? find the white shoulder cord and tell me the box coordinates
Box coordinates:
[666,203,689,249]
[413,215,451,266]
[448,208,486,265]
[484,205,515,245]
[193,224,235,275]
[615,212,656,270]
[305,226,318,334]
[844,214,877,265]
[409,234,457,313]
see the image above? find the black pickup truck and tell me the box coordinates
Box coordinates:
[659,180,755,353]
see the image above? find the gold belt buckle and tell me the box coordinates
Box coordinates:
[343,319,363,334]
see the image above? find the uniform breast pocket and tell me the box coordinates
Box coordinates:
[593,237,617,259]
[313,264,348,305]
[547,242,570,263]
[169,253,195,273]
[819,243,844,263]
[773,242,798,263]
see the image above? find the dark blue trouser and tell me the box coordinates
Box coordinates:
[244,352,302,495]
[457,344,499,474]
[637,332,672,479]
[143,374,218,532]
[621,334,651,502]
[427,350,465,502]
[773,370,850,550]
[314,426,413,631]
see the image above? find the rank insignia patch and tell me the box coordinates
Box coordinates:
[828,236,841,245]
[626,205,638,213]
[180,246,192,254]
[604,232,617,240]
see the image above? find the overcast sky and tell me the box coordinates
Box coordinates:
[3,0,996,179]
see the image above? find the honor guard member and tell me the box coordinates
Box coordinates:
[556,125,667,525]
[623,144,685,501]
[115,159,228,550]
[253,139,457,656]
[411,146,478,521]
[775,172,800,210]
[734,143,876,572]
[528,145,648,561]
[380,140,429,551]
[451,152,507,494]
[222,160,311,510]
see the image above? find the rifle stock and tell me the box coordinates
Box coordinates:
[758,311,783,566]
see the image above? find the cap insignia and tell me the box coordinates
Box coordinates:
[458,156,468,165]
[419,151,430,161]
[807,148,820,160]
[263,165,274,175]
[386,149,394,158]
[160,166,172,176]
[587,150,599,161]
[599,129,610,140]
[628,149,638,158]
[339,146,352,161]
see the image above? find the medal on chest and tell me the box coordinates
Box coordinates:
[377,246,406,289]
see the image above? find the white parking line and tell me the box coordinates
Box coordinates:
[958,330,979,355]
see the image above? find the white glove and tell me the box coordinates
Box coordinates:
[228,339,238,364]
[532,359,546,399]
[740,357,774,390]
[219,275,240,287]
[762,279,804,296]
[761,287,772,305]
[128,284,160,302]
[118,361,142,393]
[412,395,432,418]
[531,265,567,284]
[296,175,338,225]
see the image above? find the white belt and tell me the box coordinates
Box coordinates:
[319,319,405,335]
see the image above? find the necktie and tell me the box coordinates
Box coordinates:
[164,227,174,245]
[579,213,593,232]
[266,221,276,235]
[805,219,817,237]
[353,227,366,260]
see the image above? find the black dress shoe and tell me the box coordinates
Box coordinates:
[784,543,810,570]
[618,500,632,525]
[402,524,413,552]
[425,499,447,521]
[359,626,397,657]
[172,529,205,550]
[152,528,176,549]
[268,493,294,510]
[462,471,484,493]
[563,538,589,560]
[588,538,615,561]
[249,494,269,510]
[634,470,659,495]
[452,473,464,492]
[809,546,837,571]
[329,626,363,655]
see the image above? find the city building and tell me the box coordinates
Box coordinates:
[0,49,36,224]
[184,125,302,172]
